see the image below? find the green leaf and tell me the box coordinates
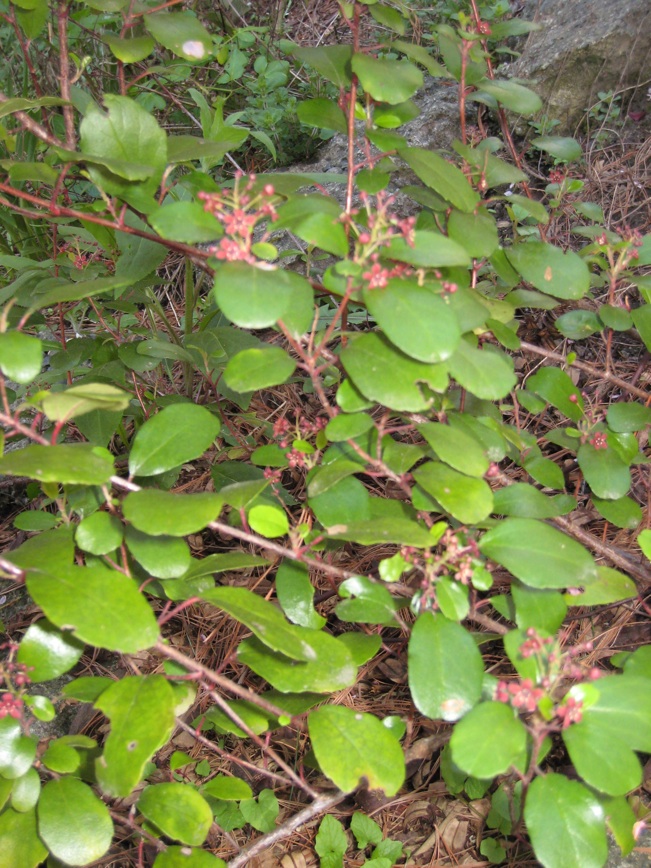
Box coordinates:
[369,3,406,33]
[413,461,493,524]
[125,527,191,578]
[351,53,422,104]
[42,741,81,773]
[309,705,405,795]
[182,551,270,580]
[638,528,651,560]
[150,201,222,244]
[599,795,636,858]
[597,304,632,331]
[202,586,313,661]
[104,33,155,63]
[153,847,226,867]
[76,511,123,555]
[341,332,447,412]
[474,79,542,115]
[27,563,160,653]
[315,814,348,868]
[248,504,289,538]
[138,783,213,845]
[95,675,176,797]
[275,194,348,257]
[592,495,642,529]
[10,768,40,813]
[0,719,36,779]
[213,262,313,330]
[447,208,499,258]
[363,280,460,363]
[38,777,113,866]
[480,518,597,589]
[408,612,484,721]
[13,510,57,532]
[276,559,326,629]
[80,95,166,211]
[572,675,651,753]
[201,776,252,801]
[297,98,348,134]
[123,490,222,536]
[577,441,631,500]
[418,422,489,477]
[555,309,602,339]
[436,576,470,621]
[527,367,585,422]
[563,716,641,796]
[512,584,567,633]
[492,484,575,519]
[0,332,42,383]
[238,632,356,694]
[0,444,114,485]
[223,347,295,393]
[386,231,470,269]
[447,341,516,400]
[17,618,84,681]
[336,575,399,625]
[399,147,479,211]
[292,45,353,88]
[0,808,47,868]
[327,516,434,547]
[631,305,651,351]
[239,789,279,833]
[606,402,651,432]
[325,412,374,442]
[39,382,130,423]
[144,11,213,62]
[166,132,248,164]
[451,702,528,777]
[564,566,636,606]
[129,403,220,476]
[531,136,583,162]
[524,775,607,868]
[506,242,590,300]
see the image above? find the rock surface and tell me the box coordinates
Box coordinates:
[509,0,651,133]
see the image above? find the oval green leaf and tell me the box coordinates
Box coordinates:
[138,783,213,846]
[129,403,220,477]
[450,702,528,777]
[38,778,113,866]
[223,346,296,393]
[123,490,222,537]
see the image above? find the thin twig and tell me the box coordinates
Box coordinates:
[227,790,348,868]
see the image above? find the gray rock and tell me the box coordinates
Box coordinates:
[508,0,651,133]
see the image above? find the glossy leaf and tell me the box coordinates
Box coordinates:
[129,403,220,477]
[95,675,176,797]
[238,632,357,694]
[139,783,213,846]
[592,495,642,529]
[527,366,584,422]
[150,201,222,243]
[399,147,479,211]
[144,11,213,63]
[480,518,597,589]
[213,261,312,330]
[0,808,47,867]
[351,53,422,104]
[325,412,374,442]
[363,280,460,363]
[385,230,470,268]
[408,612,484,721]
[327,516,434,547]
[203,586,314,661]
[524,775,607,868]
[336,575,400,625]
[0,719,36,779]
[474,78,542,114]
[75,511,123,555]
[492,483,575,519]
[341,332,447,412]
[418,422,489,477]
[27,563,160,653]
[223,346,295,392]
[577,441,631,500]
[10,768,40,813]
[292,44,353,88]
[555,309,601,339]
[309,706,405,795]
[606,401,651,432]
[123,490,222,536]
[201,776,252,801]
[275,559,326,629]
[0,444,114,485]
[39,382,130,422]
[563,716,641,796]
[447,208,499,258]
[297,98,347,133]
[564,566,636,606]
[506,242,590,300]
[275,194,348,257]
[573,675,651,752]
[125,527,192,578]
[38,777,113,866]
[436,576,470,621]
[451,702,528,777]
[531,136,582,162]
[17,618,84,681]
[512,584,567,633]
[104,33,155,63]
[414,461,493,524]
[248,504,289,538]
[154,848,226,867]
[447,340,516,400]
[0,331,42,383]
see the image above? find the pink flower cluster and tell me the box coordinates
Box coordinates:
[198,173,278,264]
[496,678,544,713]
